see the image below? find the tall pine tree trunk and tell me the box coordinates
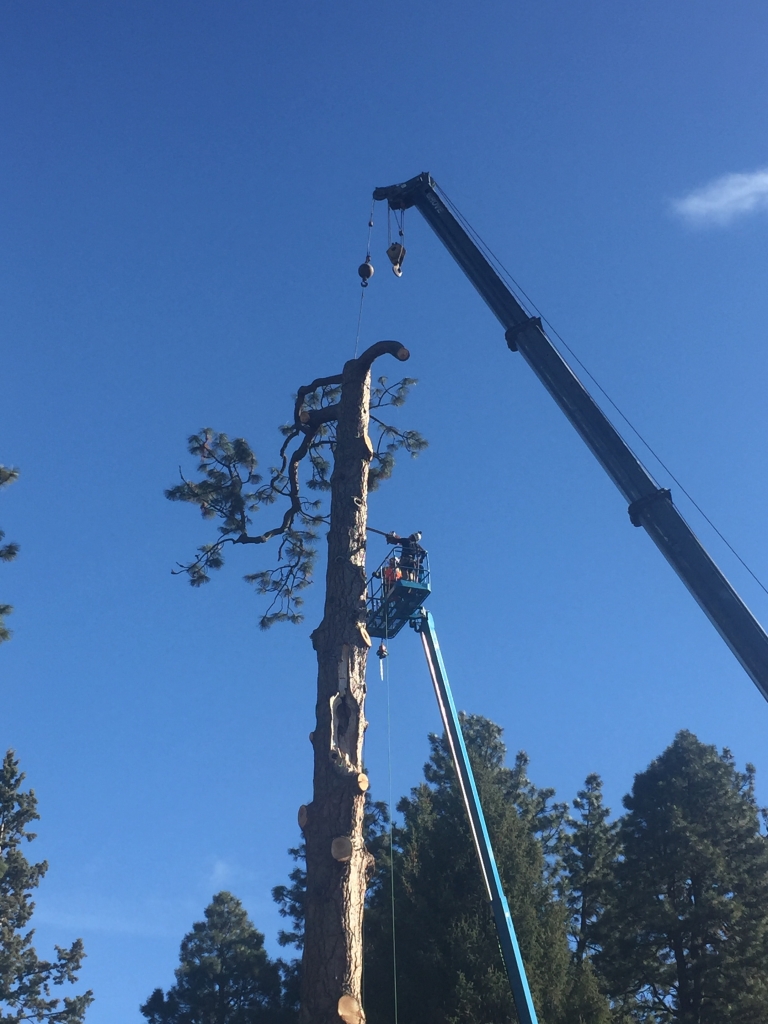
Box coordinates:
[300,342,408,1024]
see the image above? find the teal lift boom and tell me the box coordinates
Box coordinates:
[373,172,768,704]
[366,549,539,1021]
[413,609,539,1024]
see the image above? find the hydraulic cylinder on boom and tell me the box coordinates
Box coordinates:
[372,172,768,704]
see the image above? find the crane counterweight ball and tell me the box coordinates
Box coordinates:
[358,260,374,286]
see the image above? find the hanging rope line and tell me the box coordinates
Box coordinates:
[383,613,399,1024]
[433,184,768,601]
[365,197,375,261]
[353,287,366,360]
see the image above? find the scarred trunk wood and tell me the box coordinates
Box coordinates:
[300,343,407,1024]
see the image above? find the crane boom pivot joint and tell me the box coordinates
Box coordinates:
[505,317,541,352]
[628,487,672,527]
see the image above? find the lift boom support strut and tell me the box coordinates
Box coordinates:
[374,172,768,703]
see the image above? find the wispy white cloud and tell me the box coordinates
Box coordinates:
[210,858,238,886]
[36,893,197,937]
[673,167,768,225]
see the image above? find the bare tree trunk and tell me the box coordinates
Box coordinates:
[300,342,408,1024]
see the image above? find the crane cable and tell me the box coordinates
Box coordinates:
[434,183,768,603]
[382,611,399,1024]
[353,288,366,360]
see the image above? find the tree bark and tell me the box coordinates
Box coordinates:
[300,342,408,1024]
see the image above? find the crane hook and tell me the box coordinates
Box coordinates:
[386,242,406,278]
[358,259,374,287]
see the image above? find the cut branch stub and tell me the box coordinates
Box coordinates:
[331,835,354,862]
[355,773,369,793]
[338,995,364,1024]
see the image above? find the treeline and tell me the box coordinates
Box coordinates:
[141,720,768,1024]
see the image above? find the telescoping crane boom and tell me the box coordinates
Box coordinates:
[373,172,768,704]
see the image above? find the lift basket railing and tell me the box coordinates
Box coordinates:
[366,545,431,638]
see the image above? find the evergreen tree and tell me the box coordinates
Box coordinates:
[0,466,19,644]
[563,774,619,963]
[362,715,601,1024]
[140,892,288,1024]
[0,750,92,1023]
[597,730,768,1024]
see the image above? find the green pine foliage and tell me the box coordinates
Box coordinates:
[166,376,425,628]
[140,892,291,1024]
[0,466,19,644]
[562,959,612,1024]
[563,774,620,963]
[596,730,768,1023]
[0,750,93,1023]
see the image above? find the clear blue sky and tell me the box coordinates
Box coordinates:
[3,2,768,1018]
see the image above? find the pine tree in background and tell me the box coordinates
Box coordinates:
[140,892,289,1024]
[0,466,19,644]
[558,774,618,1024]
[0,750,92,1023]
[563,774,619,963]
[597,730,768,1024]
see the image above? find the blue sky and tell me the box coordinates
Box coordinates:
[2,1,768,1018]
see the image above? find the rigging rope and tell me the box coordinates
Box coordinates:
[383,612,399,1024]
[353,286,366,360]
[433,183,768,601]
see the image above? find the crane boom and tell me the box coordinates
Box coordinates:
[373,172,768,703]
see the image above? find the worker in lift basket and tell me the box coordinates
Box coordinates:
[383,557,402,593]
[386,531,424,581]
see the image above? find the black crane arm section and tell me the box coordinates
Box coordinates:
[373,172,768,703]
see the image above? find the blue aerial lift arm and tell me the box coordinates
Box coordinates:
[367,550,540,1020]
[413,608,540,1024]
[373,172,768,703]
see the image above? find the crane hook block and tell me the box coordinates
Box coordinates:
[386,242,406,277]
[358,260,374,287]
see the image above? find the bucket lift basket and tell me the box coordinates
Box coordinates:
[366,544,431,638]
